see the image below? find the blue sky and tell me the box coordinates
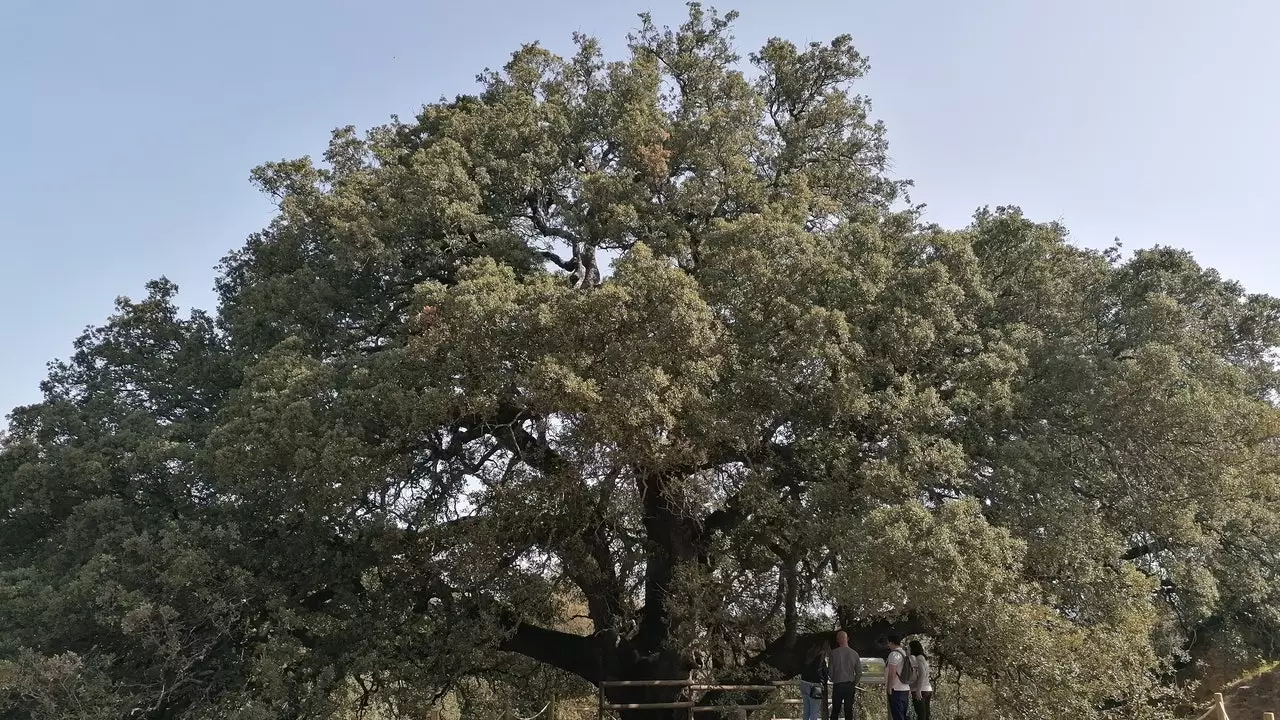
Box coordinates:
[2,0,1277,417]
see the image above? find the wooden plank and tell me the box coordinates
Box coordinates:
[602,702,696,710]
[1196,696,1226,720]
[600,680,693,688]
[692,685,777,692]
[692,705,770,712]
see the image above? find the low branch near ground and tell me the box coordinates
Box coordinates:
[497,619,603,684]
[752,614,929,676]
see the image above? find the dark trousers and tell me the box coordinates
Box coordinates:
[911,692,932,720]
[831,681,857,720]
[888,690,909,720]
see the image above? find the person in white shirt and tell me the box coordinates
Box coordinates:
[908,640,933,720]
[881,634,911,720]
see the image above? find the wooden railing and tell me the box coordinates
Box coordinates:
[1193,692,1276,720]
[596,679,787,719]
[1196,693,1231,720]
[595,679,884,720]
[593,681,1276,720]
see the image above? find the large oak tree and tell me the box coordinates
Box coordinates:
[3,6,1280,720]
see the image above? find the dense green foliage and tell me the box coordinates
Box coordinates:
[3,5,1279,719]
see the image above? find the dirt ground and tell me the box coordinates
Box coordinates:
[1221,664,1280,719]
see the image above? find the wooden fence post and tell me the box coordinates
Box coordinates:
[1212,693,1226,720]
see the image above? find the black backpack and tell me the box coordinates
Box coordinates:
[894,650,916,686]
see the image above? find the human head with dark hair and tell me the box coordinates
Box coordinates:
[811,642,826,659]
[909,640,925,658]
[885,633,902,648]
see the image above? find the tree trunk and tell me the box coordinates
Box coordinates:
[494,464,927,719]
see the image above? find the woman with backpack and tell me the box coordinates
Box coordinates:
[908,640,933,720]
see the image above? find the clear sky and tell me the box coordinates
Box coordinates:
[2,0,1277,418]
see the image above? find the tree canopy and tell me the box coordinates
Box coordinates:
[3,5,1280,720]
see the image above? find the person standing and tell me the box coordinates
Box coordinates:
[882,634,911,720]
[908,640,933,720]
[797,645,828,720]
[828,630,862,720]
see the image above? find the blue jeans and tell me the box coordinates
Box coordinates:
[799,681,821,720]
[888,690,910,720]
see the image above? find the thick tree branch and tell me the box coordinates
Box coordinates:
[1122,539,1168,562]
[703,442,799,536]
[494,420,572,477]
[556,522,626,637]
[456,406,628,642]
[526,192,588,247]
[767,543,800,647]
[637,471,703,650]
[497,619,603,684]
[582,521,626,631]
[452,405,632,647]
[539,250,577,272]
[751,613,929,675]
[457,404,570,478]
